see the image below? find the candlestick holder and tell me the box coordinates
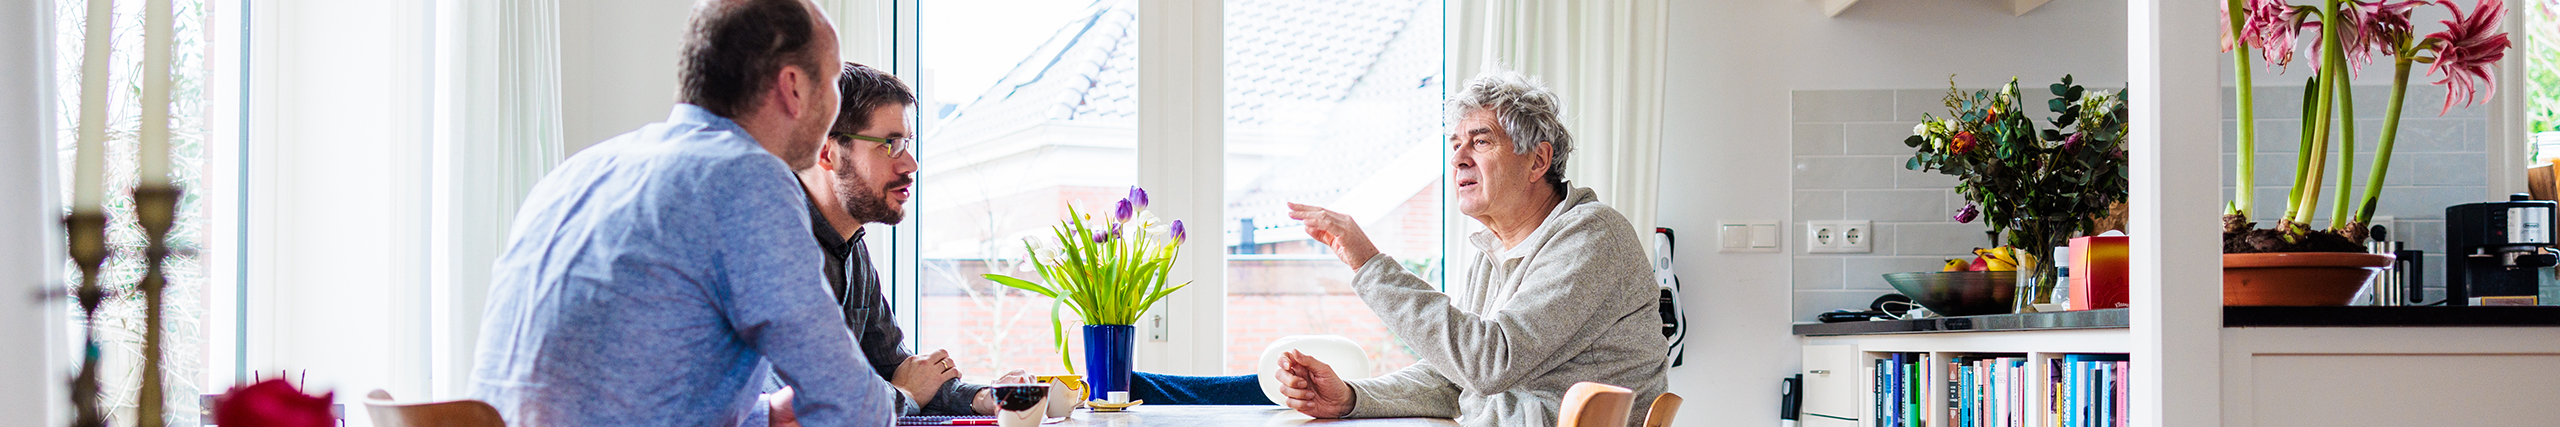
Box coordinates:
[131,184,180,427]
[62,211,107,427]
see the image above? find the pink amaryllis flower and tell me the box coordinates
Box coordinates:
[2422,0,2510,114]
[2239,0,2320,68]
[2337,0,2433,74]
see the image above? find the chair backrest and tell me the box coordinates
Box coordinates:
[1558,382,1636,427]
[363,389,506,427]
[1641,392,1682,427]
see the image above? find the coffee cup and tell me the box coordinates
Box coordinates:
[1031,375,1085,417]
[989,383,1051,427]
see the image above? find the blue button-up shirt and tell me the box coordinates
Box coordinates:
[470,104,894,427]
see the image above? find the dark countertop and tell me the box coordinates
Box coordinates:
[1794,309,2129,336]
[2223,306,2560,327]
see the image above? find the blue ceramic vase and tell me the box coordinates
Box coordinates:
[1082,324,1135,401]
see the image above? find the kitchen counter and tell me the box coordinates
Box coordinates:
[2223,306,2560,327]
[1792,308,2128,336]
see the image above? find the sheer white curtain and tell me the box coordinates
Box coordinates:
[2,0,64,424]
[433,0,563,398]
[1451,0,1666,250]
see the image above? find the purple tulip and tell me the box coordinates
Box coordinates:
[1127,186,1150,211]
[1114,199,1135,224]
[1170,220,1187,243]
[1094,227,1113,243]
[1953,204,1981,224]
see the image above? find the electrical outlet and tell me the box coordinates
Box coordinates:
[1806,220,1873,254]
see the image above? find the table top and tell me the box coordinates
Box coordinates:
[1048,405,1456,426]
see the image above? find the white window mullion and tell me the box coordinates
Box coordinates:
[1134,0,1223,376]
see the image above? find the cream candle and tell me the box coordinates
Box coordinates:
[138,0,173,185]
[72,0,112,209]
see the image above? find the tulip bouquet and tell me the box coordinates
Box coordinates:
[2222,0,2512,250]
[983,186,1189,373]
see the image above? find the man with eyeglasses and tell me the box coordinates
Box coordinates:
[793,62,1018,416]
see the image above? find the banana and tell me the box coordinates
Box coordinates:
[1973,247,2018,271]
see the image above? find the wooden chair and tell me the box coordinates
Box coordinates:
[1558,381,1636,427]
[362,389,506,427]
[1641,392,1682,427]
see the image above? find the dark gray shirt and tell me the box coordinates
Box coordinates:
[809,197,987,415]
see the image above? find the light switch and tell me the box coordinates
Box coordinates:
[1719,221,1780,253]
[1749,224,1780,250]
[1720,224,1751,251]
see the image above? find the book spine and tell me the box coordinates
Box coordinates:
[1884,357,1904,427]
[2113,361,2128,427]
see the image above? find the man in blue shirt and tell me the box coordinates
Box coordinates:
[468,0,892,426]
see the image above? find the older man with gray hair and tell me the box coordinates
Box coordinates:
[1279,70,1668,427]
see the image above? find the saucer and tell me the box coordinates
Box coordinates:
[1083,399,1144,412]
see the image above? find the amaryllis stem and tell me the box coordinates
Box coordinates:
[2229,0,2259,217]
[2329,66,2357,230]
[2289,0,2348,230]
[2355,57,2416,227]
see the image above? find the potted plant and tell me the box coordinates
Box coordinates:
[1905,76,2132,313]
[2220,0,2510,305]
[983,186,1190,401]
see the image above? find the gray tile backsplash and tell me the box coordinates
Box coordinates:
[1790,84,2493,322]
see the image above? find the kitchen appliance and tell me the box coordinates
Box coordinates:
[2361,237,2427,306]
[2443,194,2559,306]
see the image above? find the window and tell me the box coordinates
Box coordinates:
[1220,0,1443,375]
[912,0,1143,379]
[2530,0,2560,162]
[904,0,1449,380]
[52,0,217,424]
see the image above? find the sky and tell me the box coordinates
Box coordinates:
[917,0,1099,109]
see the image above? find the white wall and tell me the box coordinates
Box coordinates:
[1657,0,2126,426]
[558,0,693,154]
[2,0,65,425]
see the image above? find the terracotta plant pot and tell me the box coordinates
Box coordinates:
[2222,252,2395,306]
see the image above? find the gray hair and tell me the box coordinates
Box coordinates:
[1449,70,1572,186]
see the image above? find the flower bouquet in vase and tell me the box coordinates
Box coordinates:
[1905,76,2131,313]
[983,186,1190,401]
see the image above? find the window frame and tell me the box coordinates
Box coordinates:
[876,0,1457,375]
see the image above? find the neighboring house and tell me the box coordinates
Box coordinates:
[914,0,1446,374]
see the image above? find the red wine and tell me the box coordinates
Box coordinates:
[990,384,1050,412]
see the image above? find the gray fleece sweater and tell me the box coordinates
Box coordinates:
[1341,186,1669,427]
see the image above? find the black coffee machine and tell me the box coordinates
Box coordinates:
[2444,194,2559,306]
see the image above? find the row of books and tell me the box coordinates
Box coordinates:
[1869,353,2132,427]
[1947,356,2030,427]
[2053,354,2130,427]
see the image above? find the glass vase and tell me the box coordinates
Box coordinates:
[2012,233,2068,313]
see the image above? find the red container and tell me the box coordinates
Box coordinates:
[2068,235,2130,310]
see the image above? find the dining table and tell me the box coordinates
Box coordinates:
[1041,405,1457,426]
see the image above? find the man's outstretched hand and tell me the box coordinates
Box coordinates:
[1287,203,1381,270]
[1275,350,1355,418]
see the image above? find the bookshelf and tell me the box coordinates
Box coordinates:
[1798,317,2130,427]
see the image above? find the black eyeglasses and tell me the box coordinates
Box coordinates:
[832,132,914,157]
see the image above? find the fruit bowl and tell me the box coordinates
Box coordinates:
[1880,271,2019,317]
